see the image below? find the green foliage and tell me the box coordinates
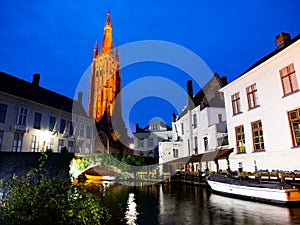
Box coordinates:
[0,153,111,225]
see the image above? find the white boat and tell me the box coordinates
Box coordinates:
[206,174,300,205]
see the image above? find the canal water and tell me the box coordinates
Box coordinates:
[101,182,300,225]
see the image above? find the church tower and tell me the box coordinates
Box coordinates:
[87,11,121,123]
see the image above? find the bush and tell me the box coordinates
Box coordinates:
[0,153,111,225]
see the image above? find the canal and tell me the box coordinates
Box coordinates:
[101,183,300,225]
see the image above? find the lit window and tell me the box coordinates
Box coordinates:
[235,125,246,153]
[0,130,4,151]
[246,83,259,109]
[251,120,265,151]
[231,92,242,115]
[33,112,42,129]
[288,108,300,147]
[31,135,39,152]
[280,63,299,96]
[193,114,197,128]
[17,107,27,126]
[0,104,8,123]
[13,132,23,152]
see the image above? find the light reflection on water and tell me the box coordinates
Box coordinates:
[125,193,139,225]
[103,184,300,225]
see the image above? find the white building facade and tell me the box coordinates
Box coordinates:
[133,119,172,157]
[159,75,231,173]
[0,72,95,154]
[220,33,300,172]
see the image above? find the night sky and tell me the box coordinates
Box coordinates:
[1,1,300,133]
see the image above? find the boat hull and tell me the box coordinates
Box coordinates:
[85,174,116,181]
[207,177,300,205]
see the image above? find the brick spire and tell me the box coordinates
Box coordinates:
[100,11,113,55]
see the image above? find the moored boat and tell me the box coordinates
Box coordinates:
[85,174,116,181]
[207,173,300,205]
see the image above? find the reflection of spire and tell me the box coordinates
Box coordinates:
[100,11,113,55]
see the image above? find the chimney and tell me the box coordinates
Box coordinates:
[187,80,193,110]
[275,32,291,49]
[77,92,83,105]
[32,73,40,86]
[136,123,140,132]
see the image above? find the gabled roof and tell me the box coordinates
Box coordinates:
[179,73,227,118]
[239,33,300,78]
[0,71,87,116]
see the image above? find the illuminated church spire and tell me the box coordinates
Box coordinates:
[87,11,121,123]
[100,11,113,55]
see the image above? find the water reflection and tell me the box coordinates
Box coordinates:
[125,193,139,225]
[102,184,300,225]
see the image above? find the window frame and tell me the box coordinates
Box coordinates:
[231,92,242,115]
[246,83,259,109]
[0,103,8,123]
[288,108,300,147]
[251,120,265,152]
[280,63,299,96]
[13,132,23,152]
[235,125,246,153]
[33,112,42,129]
[17,107,28,126]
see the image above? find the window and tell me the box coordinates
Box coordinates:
[31,135,39,152]
[0,104,8,123]
[0,130,4,151]
[48,138,54,151]
[193,114,197,128]
[148,137,154,148]
[49,116,56,131]
[246,83,259,109]
[218,114,223,123]
[251,120,265,151]
[13,132,23,152]
[181,123,184,135]
[235,125,246,153]
[86,125,92,138]
[33,112,42,129]
[69,122,74,136]
[280,63,299,96]
[17,107,27,125]
[203,137,208,151]
[79,123,84,137]
[194,136,198,154]
[59,119,66,134]
[68,141,74,152]
[173,149,178,158]
[152,124,158,131]
[231,92,242,115]
[138,138,144,148]
[58,139,64,152]
[288,108,300,146]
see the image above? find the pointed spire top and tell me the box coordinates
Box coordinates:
[100,10,113,55]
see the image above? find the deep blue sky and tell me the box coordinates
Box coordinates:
[1,1,300,132]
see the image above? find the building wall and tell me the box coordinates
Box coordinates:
[221,38,300,172]
[0,93,94,154]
